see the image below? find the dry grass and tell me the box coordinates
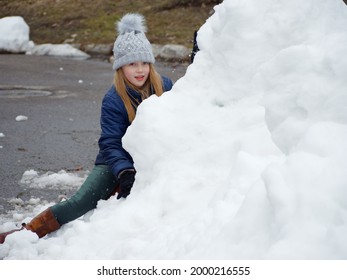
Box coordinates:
[0,0,220,47]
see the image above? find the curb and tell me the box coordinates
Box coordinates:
[77,43,192,62]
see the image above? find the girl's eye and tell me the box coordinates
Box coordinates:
[127,62,148,67]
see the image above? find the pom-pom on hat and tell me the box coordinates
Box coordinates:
[113,13,155,70]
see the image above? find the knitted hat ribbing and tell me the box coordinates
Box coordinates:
[113,13,155,70]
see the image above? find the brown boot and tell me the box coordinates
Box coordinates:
[0,208,61,244]
[23,208,61,238]
[0,228,23,244]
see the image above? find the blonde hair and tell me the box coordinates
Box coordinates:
[114,64,164,123]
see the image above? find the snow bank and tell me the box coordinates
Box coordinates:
[0,16,89,58]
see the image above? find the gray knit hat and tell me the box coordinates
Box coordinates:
[112,13,155,70]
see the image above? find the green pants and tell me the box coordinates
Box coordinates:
[51,165,118,225]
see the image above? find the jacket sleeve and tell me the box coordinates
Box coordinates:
[162,76,173,92]
[98,93,134,178]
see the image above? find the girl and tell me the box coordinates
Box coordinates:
[0,13,173,244]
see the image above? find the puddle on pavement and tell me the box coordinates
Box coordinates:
[0,87,53,98]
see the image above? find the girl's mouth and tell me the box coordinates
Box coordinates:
[135,76,144,81]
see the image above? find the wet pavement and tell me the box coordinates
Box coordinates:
[0,54,188,215]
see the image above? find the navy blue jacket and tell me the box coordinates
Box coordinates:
[95,76,173,177]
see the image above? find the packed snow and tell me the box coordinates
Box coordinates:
[1,0,347,260]
[0,16,33,53]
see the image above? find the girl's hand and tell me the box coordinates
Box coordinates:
[117,170,136,199]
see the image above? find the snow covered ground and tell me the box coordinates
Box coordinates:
[1,0,347,260]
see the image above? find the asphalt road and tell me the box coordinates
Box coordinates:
[0,54,187,215]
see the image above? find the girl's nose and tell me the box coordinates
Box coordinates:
[136,63,143,72]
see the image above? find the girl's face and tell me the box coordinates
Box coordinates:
[122,62,150,88]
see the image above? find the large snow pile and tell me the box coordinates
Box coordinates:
[1,0,347,259]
